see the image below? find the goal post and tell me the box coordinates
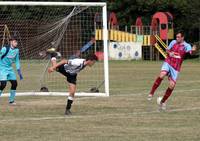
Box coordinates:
[0,1,109,97]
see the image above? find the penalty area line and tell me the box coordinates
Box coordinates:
[109,88,200,97]
[0,107,200,123]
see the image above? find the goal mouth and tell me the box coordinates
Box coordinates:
[0,2,109,97]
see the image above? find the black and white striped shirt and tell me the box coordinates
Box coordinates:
[64,58,85,75]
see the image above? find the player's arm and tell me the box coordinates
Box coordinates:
[185,42,196,55]
[70,37,95,59]
[191,44,197,55]
[15,49,21,70]
[54,59,68,68]
[48,59,68,73]
[166,40,176,57]
[80,37,95,53]
[15,49,23,80]
[0,47,7,58]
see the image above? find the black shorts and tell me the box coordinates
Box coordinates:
[56,64,77,85]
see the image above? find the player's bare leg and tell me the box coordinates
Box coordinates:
[51,57,57,67]
[148,71,168,100]
[48,58,68,73]
[65,83,76,115]
[47,57,57,73]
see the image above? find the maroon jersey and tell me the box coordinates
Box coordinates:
[165,40,192,72]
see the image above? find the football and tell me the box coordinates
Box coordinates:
[157,96,163,105]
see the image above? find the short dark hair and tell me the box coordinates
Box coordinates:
[176,30,184,37]
[9,36,18,41]
[86,54,98,61]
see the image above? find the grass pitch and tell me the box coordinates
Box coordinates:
[0,60,200,141]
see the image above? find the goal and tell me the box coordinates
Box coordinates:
[0,2,109,97]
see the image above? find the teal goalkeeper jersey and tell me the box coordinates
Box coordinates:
[0,46,20,70]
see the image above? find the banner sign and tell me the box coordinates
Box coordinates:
[109,42,142,60]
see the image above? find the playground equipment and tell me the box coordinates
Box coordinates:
[154,35,167,58]
[151,12,174,41]
[95,12,174,60]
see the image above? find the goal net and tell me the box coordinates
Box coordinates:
[0,2,109,97]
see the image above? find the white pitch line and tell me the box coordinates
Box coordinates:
[179,80,200,84]
[59,88,200,101]
[0,88,199,122]
[1,85,200,98]
[109,88,200,97]
[74,88,200,100]
[0,107,200,123]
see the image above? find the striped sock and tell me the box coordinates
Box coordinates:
[149,77,163,96]
[161,87,173,103]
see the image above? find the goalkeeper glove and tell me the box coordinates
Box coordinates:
[17,69,23,80]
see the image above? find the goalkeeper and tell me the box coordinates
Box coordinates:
[48,52,98,115]
[0,37,23,105]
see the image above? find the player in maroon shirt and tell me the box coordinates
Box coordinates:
[148,31,197,110]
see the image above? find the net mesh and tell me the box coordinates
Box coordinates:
[0,5,105,94]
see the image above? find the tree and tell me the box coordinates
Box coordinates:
[107,0,200,42]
